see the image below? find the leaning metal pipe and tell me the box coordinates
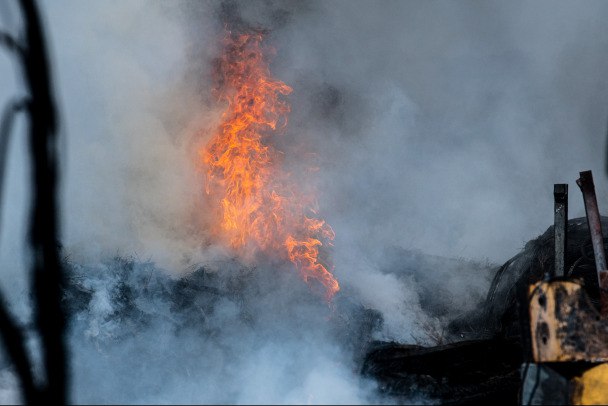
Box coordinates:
[576,170,608,315]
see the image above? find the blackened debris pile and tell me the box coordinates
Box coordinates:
[362,216,608,404]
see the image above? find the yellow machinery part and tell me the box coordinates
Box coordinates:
[572,363,608,405]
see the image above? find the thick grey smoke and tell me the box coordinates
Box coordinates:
[0,0,608,403]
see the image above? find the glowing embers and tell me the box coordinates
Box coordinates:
[202,30,339,300]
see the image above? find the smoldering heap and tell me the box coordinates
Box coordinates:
[59,249,495,404]
[57,216,607,404]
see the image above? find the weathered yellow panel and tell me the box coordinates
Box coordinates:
[529,281,575,362]
[572,363,608,405]
[529,281,608,362]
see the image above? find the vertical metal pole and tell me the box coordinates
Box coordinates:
[576,170,608,315]
[553,184,568,278]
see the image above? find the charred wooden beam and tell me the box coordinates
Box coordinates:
[576,170,608,315]
[553,184,568,278]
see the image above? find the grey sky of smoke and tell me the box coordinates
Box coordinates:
[33,0,608,276]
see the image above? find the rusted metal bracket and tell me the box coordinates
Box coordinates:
[552,184,568,278]
[576,170,608,315]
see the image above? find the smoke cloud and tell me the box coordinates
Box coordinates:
[0,0,608,403]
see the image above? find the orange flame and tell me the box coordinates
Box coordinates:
[202,30,339,300]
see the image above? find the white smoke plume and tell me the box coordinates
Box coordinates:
[0,0,607,403]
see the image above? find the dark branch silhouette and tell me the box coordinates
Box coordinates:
[0,290,36,404]
[0,31,23,55]
[0,99,35,404]
[0,0,68,403]
[20,0,68,402]
[0,98,28,222]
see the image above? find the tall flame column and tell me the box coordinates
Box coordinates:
[202,31,339,300]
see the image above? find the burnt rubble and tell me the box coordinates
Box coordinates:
[362,216,608,404]
[60,256,382,362]
[57,217,608,403]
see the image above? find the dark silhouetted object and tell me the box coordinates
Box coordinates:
[0,0,68,403]
[553,184,568,278]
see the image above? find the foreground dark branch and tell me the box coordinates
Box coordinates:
[0,291,36,404]
[0,98,28,220]
[0,99,37,403]
[19,0,68,402]
[0,0,67,403]
[0,31,23,55]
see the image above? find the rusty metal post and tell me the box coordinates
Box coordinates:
[576,170,608,315]
[553,184,568,278]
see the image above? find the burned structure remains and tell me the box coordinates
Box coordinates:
[363,170,608,404]
[57,170,608,404]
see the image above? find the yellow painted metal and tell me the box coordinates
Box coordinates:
[529,281,608,363]
[529,281,579,362]
[572,363,608,405]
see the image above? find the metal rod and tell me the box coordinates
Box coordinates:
[576,170,608,314]
[553,184,568,278]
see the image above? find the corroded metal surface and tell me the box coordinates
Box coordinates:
[553,184,568,278]
[576,170,608,314]
[529,281,608,362]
